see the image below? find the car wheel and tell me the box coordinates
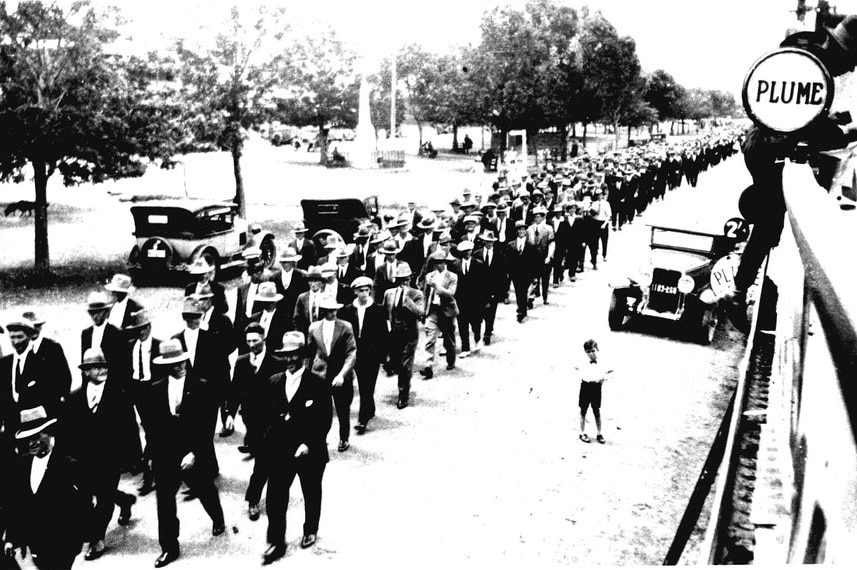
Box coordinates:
[200,250,220,280]
[608,291,627,331]
[700,305,718,345]
[259,237,277,268]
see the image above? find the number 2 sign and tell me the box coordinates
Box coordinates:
[723,217,749,241]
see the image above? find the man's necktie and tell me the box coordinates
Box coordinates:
[397,289,403,309]
[137,342,144,380]
[535,227,540,240]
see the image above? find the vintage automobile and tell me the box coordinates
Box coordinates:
[300,196,379,249]
[127,200,277,278]
[608,223,743,344]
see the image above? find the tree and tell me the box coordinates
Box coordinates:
[0,1,177,272]
[392,44,452,150]
[275,29,359,165]
[644,69,683,128]
[173,2,288,217]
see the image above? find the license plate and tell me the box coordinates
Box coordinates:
[147,249,166,258]
[651,284,677,294]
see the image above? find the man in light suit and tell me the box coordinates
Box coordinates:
[419,251,458,380]
[382,264,423,409]
[527,206,556,306]
[307,297,356,452]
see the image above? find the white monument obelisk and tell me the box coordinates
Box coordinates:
[353,67,377,169]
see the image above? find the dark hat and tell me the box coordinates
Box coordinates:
[152,338,189,365]
[6,319,36,334]
[79,347,108,369]
[449,198,461,206]
[15,405,57,440]
[828,15,857,54]
[181,297,205,316]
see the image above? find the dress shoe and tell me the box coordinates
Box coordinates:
[84,540,107,561]
[118,495,136,525]
[484,335,491,346]
[212,522,226,536]
[355,423,366,435]
[248,503,261,521]
[182,488,197,502]
[262,544,286,565]
[337,440,350,452]
[473,340,483,353]
[396,399,409,410]
[300,534,317,549]
[419,367,433,379]
[459,350,470,359]
[446,363,455,371]
[154,550,179,568]
[526,299,534,310]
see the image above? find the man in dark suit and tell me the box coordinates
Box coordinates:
[506,220,537,322]
[350,226,372,275]
[61,348,138,561]
[372,241,401,305]
[287,222,317,271]
[81,292,132,387]
[259,332,332,565]
[247,283,291,353]
[22,311,72,400]
[473,230,508,346]
[127,309,161,496]
[4,406,90,570]
[144,340,227,568]
[224,323,281,521]
[308,297,356,453]
[1,320,54,418]
[337,277,387,434]
[104,274,145,339]
[172,298,230,481]
[364,229,392,280]
[234,248,270,336]
[271,247,308,322]
[397,216,435,283]
[452,240,487,357]
[493,202,516,246]
[419,251,459,379]
[382,264,423,409]
[293,267,327,336]
[184,258,229,315]
[332,247,361,288]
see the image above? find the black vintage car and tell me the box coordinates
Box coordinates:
[300,196,378,248]
[608,223,743,344]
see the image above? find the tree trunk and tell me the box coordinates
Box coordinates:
[452,124,459,151]
[627,125,632,144]
[582,122,588,146]
[529,129,538,167]
[559,124,568,162]
[318,126,329,165]
[231,142,246,219]
[571,123,577,138]
[613,121,621,148]
[681,120,686,135]
[670,121,675,136]
[33,159,50,274]
[417,121,423,152]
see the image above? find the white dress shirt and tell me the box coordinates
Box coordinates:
[133,337,153,381]
[516,236,526,253]
[183,328,199,367]
[86,381,106,411]
[321,319,335,355]
[90,322,107,351]
[250,348,266,374]
[11,347,32,403]
[484,249,493,267]
[280,268,293,290]
[245,283,259,317]
[422,234,433,256]
[31,336,44,355]
[168,374,186,416]
[354,301,368,337]
[108,297,128,328]
[497,218,507,242]
[259,310,275,337]
[285,365,306,402]
[30,449,52,494]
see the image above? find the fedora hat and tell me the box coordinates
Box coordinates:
[188,257,214,275]
[392,215,410,228]
[6,319,36,334]
[479,229,498,242]
[460,200,477,209]
[278,246,302,263]
[125,309,152,329]
[515,220,527,228]
[417,216,436,230]
[180,297,204,316]
[15,405,58,440]
[351,276,373,290]
[319,264,337,278]
[242,246,262,262]
[463,214,480,225]
[370,229,392,245]
[292,221,308,234]
[275,331,306,354]
[456,240,474,252]
[86,291,114,312]
[428,250,454,264]
[449,197,461,206]
[305,266,325,281]
[353,226,372,240]
[79,347,108,369]
[21,310,45,326]
[379,241,400,255]
[394,263,412,279]
[828,15,857,54]
[255,282,283,303]
[318,296,343,310]
[105,273,134,294]
[153,338,190,365]
[437,231,453,244]
[532,206,547,216]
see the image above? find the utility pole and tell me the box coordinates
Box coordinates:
[390,53,397,138]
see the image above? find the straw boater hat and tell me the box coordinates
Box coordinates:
[86,291,114,312]
[350,276,373,290]
[188,258,215,275]
[15,405,57,440]
[255,282,283,303]
[305,266,325,281]
[417,216,437,231]
[153,338,190,365]
[105,273,134,294]
[515,220,527,228]
[394,263,413,279]
[242,246,262,262]
[379,241,400,256]
[457,240,474,252]
[278,246,302,263]
[532,206,547,216]
[79,347,108,369]
[463,214,480,225]
[319,264,337,278]
[318,296,343,311]
[292,222,308,234]
[125,309,152,329]
[370,229,392,245]
[21,310,45,327]
[353,226,372,241]
[275,331,306,354]
[479,229,498,242]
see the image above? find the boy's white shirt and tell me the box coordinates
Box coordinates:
[576,355,613,383]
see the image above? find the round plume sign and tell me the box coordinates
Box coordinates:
[742,48,834,134]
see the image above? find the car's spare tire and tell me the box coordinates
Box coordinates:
[139,238,173,269]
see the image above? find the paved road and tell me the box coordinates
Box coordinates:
[6,154,752,569]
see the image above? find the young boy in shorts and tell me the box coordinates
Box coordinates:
[577,339,612,443]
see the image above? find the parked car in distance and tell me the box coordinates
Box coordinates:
[608,223,742,344]
[300,196,378,249]
[127,200,277,280]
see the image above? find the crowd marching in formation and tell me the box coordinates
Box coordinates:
[0,129,741,569]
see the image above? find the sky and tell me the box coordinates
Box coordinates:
[75,0,857,96]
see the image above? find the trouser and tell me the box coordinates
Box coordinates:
[529,262,551,302]
[584,238,599,268]
[423,310,456,368]
[456,308,483,352]
[265,459,326,547]
[355,358,380,425]
[512,275,531,318]
[552,251,566,284]
[87,468,125,542]
[390,331,417,401]
[31,550,79,570]
[483,298,499,339]
[734,215,785,292]
[197,407,220,478]
[331,381,354,442]
[244,453,268,506]
[609,201,621,229]
[242,409,266,452]
[599,225,610,259]
[154,454,225,553]
[621,202,635,226]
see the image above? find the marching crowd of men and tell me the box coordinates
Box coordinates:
[0,128,741,569]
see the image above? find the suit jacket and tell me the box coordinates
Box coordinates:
[271,267,309,320]
[453,257,488,311]
[307,319,357,384]
[383,286,424,338]
[250,308,292,352]
[527,223,555,259]
[338,302,388,365]
[373,261,399,305]
[473,247,509,300]
[202,310,236,354]
[288,238,318,271]
[494,217,516,244]
[226,350,278,419]
[422,269,459,317]
[397,237,427,281]
[108,297,145,332]
[333,263,361,288]
[0,351,54,420]
[350,242,371,274]
[261,368,331,463]
[293,290,325,336]
[505,237,538,281]
[31,337,72,399]
[81,323,131,388]
[128,337,162,436]
[172,329,230,392]
[185,280,229,315]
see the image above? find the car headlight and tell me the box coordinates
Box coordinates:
[677,274,695,294]
[637,266,653,287]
